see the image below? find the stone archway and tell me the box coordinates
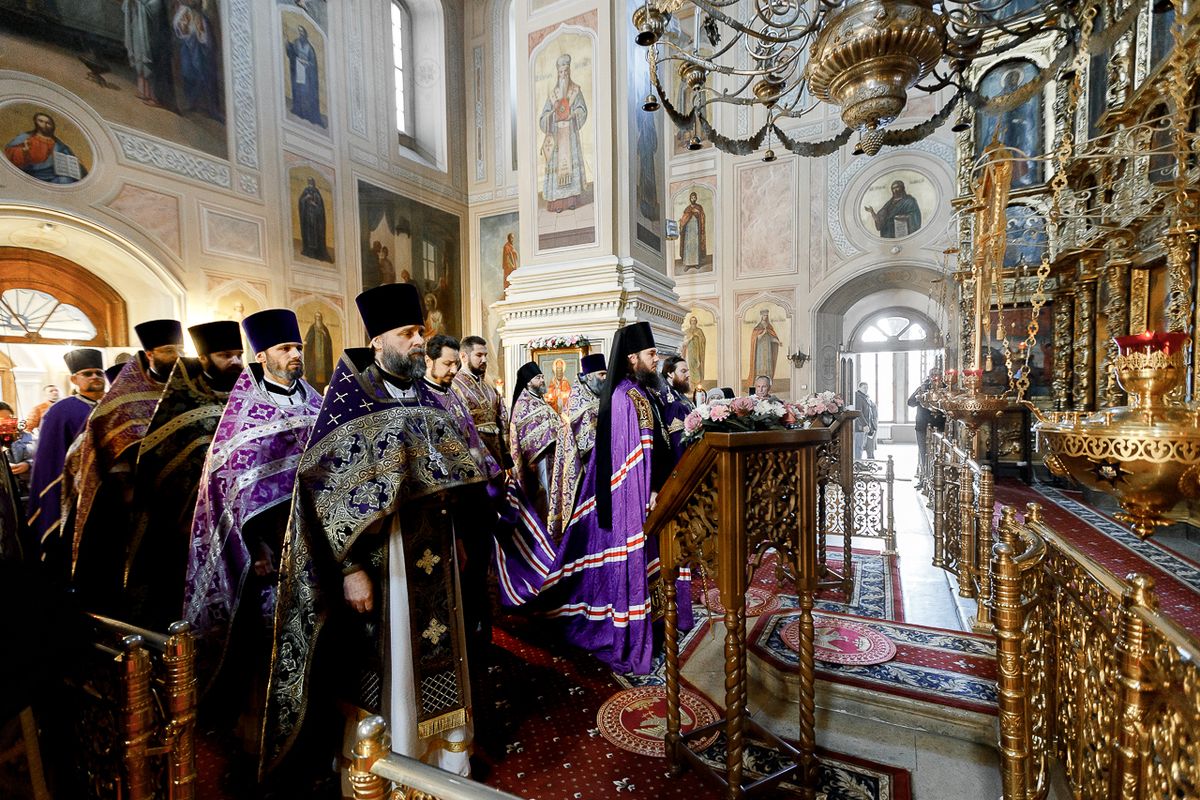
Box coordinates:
[811,265,952,391]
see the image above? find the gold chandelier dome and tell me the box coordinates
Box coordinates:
[805,0,945,133]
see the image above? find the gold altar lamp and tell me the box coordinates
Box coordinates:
[939,369,1009,440]
[1032,331,1200,539]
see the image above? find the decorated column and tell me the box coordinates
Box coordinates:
[496,0,684,384]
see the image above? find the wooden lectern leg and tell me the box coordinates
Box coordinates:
[664,567,684,775]
[723,602,747,800]
[795,587,818,799]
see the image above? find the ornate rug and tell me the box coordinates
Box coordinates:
[694,547,904,622]
[485,623,913,799]
[750,612,998,715]
[597,686,721,757]
[995,480,1200,637]
[782,617,898,666]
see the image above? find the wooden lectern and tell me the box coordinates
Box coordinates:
[645,428,832,800]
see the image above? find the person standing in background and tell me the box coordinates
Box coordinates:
[854,381,878,460]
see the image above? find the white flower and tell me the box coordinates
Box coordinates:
[697,402,712,420]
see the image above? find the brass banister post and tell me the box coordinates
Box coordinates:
[663,560,682,773]
[932,436,946,569]
[958,462,976,598]
[1111,574,1156,800]
[974,466,995,632]
[992,508,1031,800]
[163,620,197,800]
[350,715,391,800]
[119,634,154,800]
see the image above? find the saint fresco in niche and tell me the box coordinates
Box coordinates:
[287,159,335,265]
[859,169,934,239]
[0,1,227,158]
[479,211,519,380]
[741,302,790,397]
[1,105,92,185]
[681,310,718,391]
[532,22,597,251]
[975,60,1043,188]
[293,296,342,393]
[672,185,715,274]
[282,9,328,131]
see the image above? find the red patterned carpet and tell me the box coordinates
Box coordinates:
[696,548,905,622]
[994,480,1200,637]
[482,618,912,799]
[749,612,998,715]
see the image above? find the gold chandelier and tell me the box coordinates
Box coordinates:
[634,0,1142,157]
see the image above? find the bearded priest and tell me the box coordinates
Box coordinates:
[539,322,692,675]
[262,283,485,782]
[124,320,244,628]
[509,361,561,524]
[546,352,606,544]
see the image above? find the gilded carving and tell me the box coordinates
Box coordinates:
[1052,292,1074,411]
[1072,280,1096,411]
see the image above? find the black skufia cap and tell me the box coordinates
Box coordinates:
[512,361,543,407]
[188,321,243,356]
[63,348,103,375]
[620,321,655,354]
[135,319,184,350]
[242,309,302,355]
[355,283,425,339]
[580,353,607,375]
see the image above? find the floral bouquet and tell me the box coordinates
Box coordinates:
[682,396,793,443]
[528,334,589,350]
[794,390,846,427]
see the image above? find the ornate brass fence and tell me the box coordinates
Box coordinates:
[992,504,1200,800]
[821,456,896,555]
[928,430,995,631]
[58,615,197,800]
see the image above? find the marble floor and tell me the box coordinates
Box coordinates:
[680,443,1010,798]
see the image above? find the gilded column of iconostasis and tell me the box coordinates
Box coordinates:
[952,0,1200,478]
[0,0,476,411]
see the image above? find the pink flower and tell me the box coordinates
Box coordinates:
[709,403,731,421]
[684,410,703,434]
[730,396,755,417]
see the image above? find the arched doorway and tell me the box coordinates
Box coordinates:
[846,307,942,441]
[0,247,129,347]
[0,205,183,415]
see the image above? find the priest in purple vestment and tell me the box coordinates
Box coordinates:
[537,322,692,675]
[26,348,105,565]
[182,309,321,776]
[657,355,695,462]
[510,361,561,525]
[66,319,182,609]
[124,321,244,628]
[263,284,485,784]
[547,352,606,544]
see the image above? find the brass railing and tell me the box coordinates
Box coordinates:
[992,503,1200,800]
[349,716,525,800]
[927,430,995,631]
[61,615,197,800]
[821,455,896,555]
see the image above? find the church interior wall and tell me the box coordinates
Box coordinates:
[0,0,480,415]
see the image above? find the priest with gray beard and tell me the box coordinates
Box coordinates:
[263,283,485,783]
[509,362,562,525]
[547,353,606,543]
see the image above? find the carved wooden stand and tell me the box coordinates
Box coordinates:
[647,428,831,800]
